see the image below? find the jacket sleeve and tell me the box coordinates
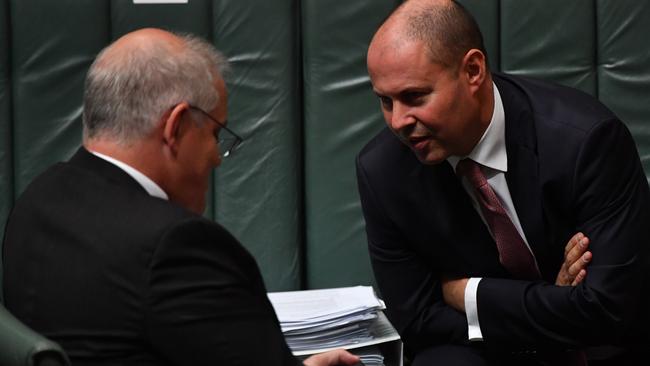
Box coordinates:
[145,217,301,366]
[477,118,650,351]
[356,156,470,354]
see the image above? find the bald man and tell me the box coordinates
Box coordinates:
[3,29,358,366]
[356,1,650,365]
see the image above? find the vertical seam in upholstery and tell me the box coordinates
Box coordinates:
[107,0,112,41]
[2,0,16,303]
[296,0,307,290]
[497,0,502,72]
[6,0,14,206]
[593,0,599,99]
[207,0,214,42]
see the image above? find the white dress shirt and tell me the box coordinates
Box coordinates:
[447,83,538,341]
[89,150,169,200]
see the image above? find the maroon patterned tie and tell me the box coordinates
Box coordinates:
[456,158,541,280]
[457,159,586,365]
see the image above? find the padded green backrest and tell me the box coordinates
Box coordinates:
[11,0,99,195]
[0,0,12,299]
[500,0,597,94]
[1,0,649,295]
[211,0,302,291]
[0,305,70,366]
[457,0,500,72]
[597,0,650,179]
[301,0,401,289]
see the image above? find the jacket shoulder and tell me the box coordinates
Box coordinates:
[494,73,618,134]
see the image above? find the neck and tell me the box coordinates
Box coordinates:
[458,74,494,157]
[479,74,495,128]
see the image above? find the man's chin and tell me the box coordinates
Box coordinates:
[413,150,446,165]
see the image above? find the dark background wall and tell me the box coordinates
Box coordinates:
[1,0,648,292]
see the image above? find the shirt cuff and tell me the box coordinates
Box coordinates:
[465,277,483,341]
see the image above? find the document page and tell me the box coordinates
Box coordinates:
[268,285,400,359]
[268,285,384,322]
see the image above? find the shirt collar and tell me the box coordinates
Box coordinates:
[89,150,169,200]
[448,81,507,173]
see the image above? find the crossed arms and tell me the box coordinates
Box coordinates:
[357,119,650,353]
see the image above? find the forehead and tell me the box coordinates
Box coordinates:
[367,39,447,95]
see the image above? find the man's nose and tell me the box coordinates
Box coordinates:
[389,103,415,131]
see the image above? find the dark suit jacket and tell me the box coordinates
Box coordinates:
[356,73,650,360]
[3,148,300,366]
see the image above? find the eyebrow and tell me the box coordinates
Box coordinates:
[374,87,431,98]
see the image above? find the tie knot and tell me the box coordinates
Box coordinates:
[456,158,487,189]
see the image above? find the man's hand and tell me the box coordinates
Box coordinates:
[441,233,590,313]
[441,277,469,313]
[303,349,360,366]
[555,232,591,286]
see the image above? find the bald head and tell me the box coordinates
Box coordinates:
[96,28,185,64]
[83,28,229,144]
[371,0,486,70]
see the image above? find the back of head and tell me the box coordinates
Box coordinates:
[384,0,487,70]
[82,29,229,145]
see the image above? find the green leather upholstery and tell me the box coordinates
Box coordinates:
[0,0,12,296]
[11,0,98,194]
[499,0,597,93]
[301,0,401,289]
[0,305,70,366]
[457,0,499,70]
[597,0,650,177]
[211,0,302,291]
[1,1,649,296]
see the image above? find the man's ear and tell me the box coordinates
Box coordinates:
[162,102,189,156]
[461,49,487,92]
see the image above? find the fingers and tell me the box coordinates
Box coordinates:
[564,232,583,255]
[571,269,587,286]
[565,234,589,269]
[564,233,587,257]
[555,232,591,286]
[303,349,360,366]
[335,350,362,365]
[567,250,591,276]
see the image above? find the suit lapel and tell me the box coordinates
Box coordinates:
[496,75,552,278]
[416,161,506,277]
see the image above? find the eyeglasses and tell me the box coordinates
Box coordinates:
[188,105,243,158]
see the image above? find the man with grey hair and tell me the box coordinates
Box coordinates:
[3,28,359,366]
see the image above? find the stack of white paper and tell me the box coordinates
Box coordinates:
[268,286,386,353]
[355,346,385,366]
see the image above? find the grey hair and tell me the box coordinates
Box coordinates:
[82,32,230,144]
